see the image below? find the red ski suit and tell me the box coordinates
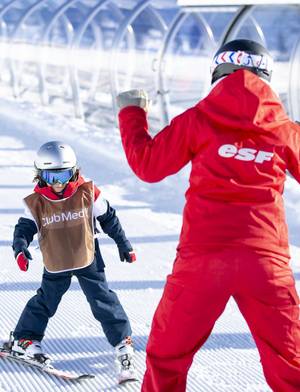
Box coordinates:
[118,70,300,392]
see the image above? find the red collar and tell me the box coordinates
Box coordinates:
[34,176,86,200]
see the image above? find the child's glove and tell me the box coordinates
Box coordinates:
[15,247,32,272]
[118,244,136,263]
[116,89,150,112]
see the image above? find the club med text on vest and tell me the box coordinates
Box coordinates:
[42,207,89,227]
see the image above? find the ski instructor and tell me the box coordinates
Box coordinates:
[116,39,300,391]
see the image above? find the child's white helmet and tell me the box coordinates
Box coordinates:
[34,141,77,170]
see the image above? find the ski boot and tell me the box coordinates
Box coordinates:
[5,332,50,366]
[115,336,138,384]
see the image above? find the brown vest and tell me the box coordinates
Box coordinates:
[24,181,95,273]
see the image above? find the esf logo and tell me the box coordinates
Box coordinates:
[218,144,274,164]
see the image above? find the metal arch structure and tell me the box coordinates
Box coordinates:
[0,0,21,20]
[154,9,216,125]
[109,0,168,117]
[0,0,297,126]
[289,38,300,121]
[219,5,260,44]
[8,0,51,97]
[38,0,80,105]
[0,0,24,80]
[87,2,123,101]
[68,0,116,118]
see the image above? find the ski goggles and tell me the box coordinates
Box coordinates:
[40,168,75,185]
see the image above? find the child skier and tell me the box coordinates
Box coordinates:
[8,140,137,383]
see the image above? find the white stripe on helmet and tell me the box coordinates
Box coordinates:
[210,50,273,75]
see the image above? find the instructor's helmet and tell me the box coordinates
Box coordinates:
[34,141,77,185]
[210,39,273,84]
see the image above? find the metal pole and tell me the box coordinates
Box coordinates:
[8,0,50,97]
[69,0,113,118]
[37,0,78,106]
[110,0,167,119]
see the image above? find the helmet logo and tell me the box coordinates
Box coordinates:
[211,50,273,75]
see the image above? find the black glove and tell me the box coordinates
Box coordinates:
[13,240,32,260]
[13,242,32,272]
[117,242,136,263]
[14,246,32,261]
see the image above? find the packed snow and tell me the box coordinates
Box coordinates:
[0,96,299,392]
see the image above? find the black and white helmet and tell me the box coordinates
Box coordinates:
[210,39,273,84]
[34,141,77,170]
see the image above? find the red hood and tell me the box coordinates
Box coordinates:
[198,70,289,133]
[34,175,100,200]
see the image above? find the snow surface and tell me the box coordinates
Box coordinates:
[0,96,299,392]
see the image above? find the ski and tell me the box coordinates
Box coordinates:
[0,348,95,381]
[118,375,139,385]
[117,367,139,384]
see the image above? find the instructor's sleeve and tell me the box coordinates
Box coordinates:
[118,106,198,182]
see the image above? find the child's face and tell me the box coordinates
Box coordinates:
[51,182,68,193]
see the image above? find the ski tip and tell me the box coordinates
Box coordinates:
[77,374,95,380]
[53,373,96,382]
[118,377,139,385]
